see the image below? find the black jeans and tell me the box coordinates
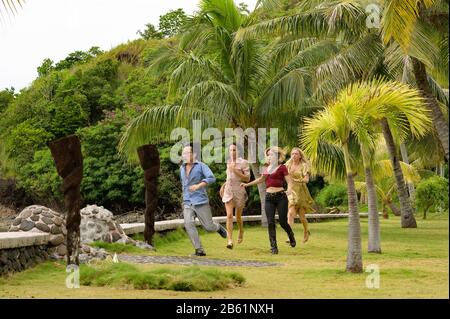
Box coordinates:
[265,191,295,248]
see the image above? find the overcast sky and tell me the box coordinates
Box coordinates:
[0,0,258,91]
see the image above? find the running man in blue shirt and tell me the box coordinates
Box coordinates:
[180,144,227,256]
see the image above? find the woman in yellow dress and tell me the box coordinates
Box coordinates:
[285,147,316,243]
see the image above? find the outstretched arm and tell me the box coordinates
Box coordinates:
[241,175,265,188]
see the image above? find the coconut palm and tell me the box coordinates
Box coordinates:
[302,79,430,271]
[119,0,343,225]
[382,0,449,160]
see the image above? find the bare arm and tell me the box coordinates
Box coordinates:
[234,169,250,182]
[241,175,265,188]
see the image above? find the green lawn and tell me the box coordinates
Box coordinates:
[0,214,448,299]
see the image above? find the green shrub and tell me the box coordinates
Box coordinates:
[80,262,245,291]
[315,183,348,208]
[17,149,62,201]
[415,176,449,219]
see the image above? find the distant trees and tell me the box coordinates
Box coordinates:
[137,8,187,40]
[37,47,104,77]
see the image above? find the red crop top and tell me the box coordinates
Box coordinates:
[263,164,288,188]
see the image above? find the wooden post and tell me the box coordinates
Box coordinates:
[49,135,83,265]
[137,144,160,246]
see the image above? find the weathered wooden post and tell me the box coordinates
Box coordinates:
[137,144,160,246]
[49,135,83,265]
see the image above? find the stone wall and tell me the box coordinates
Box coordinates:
[0,245,50,276]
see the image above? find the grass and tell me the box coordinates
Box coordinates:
[131,228,189,247]
[0,213,448,299]
[79,262,244,291]
[89,242,150,254]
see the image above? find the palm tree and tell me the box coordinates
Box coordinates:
[302,79,430,271]
[239,0,445,228]
[119,0,339,225]
[382,0,449,160]
[0,0,23,24]
[356,158,422,220]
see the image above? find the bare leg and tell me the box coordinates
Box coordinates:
[299,208,310,243]
[236,206,244,243]
[286,205,297,242]
[225,201,235,247]
[288,205,296,228]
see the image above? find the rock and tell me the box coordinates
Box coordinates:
[49,234,65,246]
[107,221,116,231]
[20,220,34,231]
[41,217,54,225]
[41,212,54,219]
[30,215,40,222]
[0,251,8,263]
[35,223,51,233]
[81,245,91,254]
[50,225,62,234]
[12,218,22,226]
[111,231,121,242]
[53,217,63,226]
[19,210,33,219]
[135,241,155,250]
[102,233,112,243]
[56,245,67,256]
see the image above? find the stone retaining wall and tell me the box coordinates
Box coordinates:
[0,232,51,276]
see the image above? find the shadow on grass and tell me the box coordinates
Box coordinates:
[80,261,245,291]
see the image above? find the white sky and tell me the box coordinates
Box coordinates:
[0,0,258,91]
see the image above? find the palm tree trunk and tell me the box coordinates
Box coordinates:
[411,58,449,161]
[361,149,381,253]
[386,200,401,216]
[343,144,363,273]
[400,143,416,203]
[250,163,268,227]
[380,118,417,228]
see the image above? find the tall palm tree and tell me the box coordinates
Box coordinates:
[119,0,340,224]
[382,0,449,160]
[302,79,430,271]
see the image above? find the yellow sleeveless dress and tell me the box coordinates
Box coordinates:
[287,162,316,213]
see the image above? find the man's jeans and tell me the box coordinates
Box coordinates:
[183,203,221,250]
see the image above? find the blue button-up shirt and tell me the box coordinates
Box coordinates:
[180,161,216,205]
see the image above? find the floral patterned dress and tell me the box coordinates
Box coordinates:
[222,157,250,208]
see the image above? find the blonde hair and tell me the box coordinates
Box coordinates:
[265,146,286,165]
[286,147,311,175]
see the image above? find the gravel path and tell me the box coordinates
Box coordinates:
[119,254,281,267]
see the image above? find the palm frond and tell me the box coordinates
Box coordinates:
[382,0,437,51]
